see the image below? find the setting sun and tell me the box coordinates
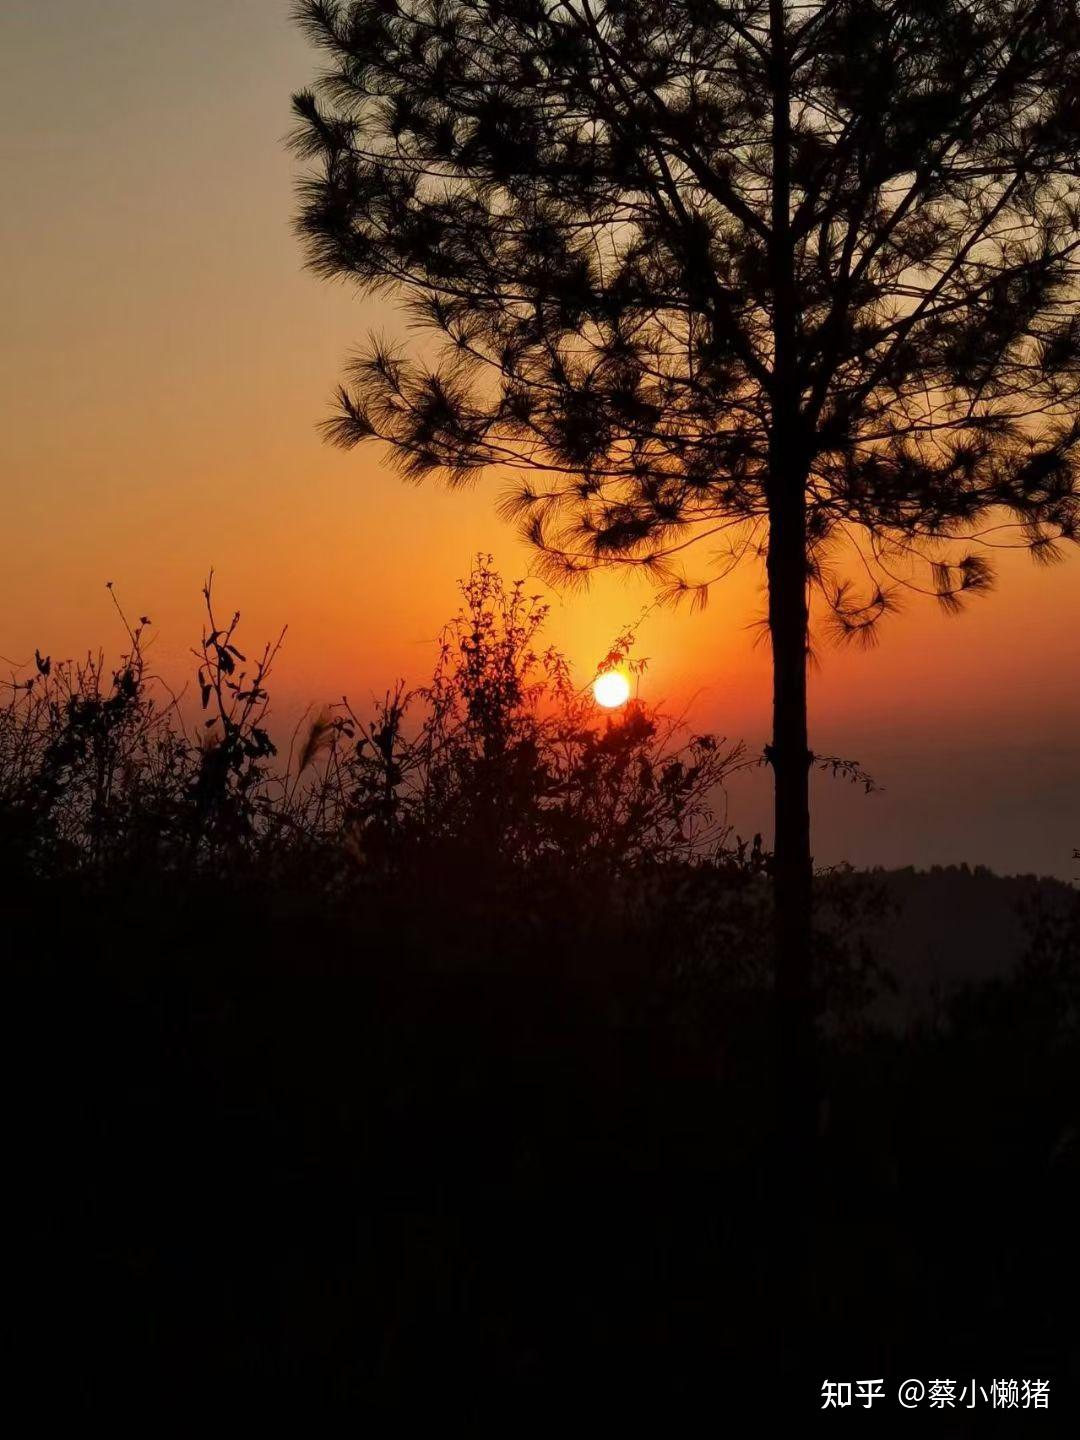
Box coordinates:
[593,670,631,709]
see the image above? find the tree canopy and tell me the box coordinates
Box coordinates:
[292,0,1080,635]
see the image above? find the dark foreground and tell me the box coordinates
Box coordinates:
[7,870,1077,1432]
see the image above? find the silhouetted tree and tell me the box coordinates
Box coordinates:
[291,0,1080,1143]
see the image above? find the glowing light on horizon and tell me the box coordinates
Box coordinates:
[593,670,631,709]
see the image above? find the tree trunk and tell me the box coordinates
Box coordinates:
[767,471,815,1164]
[766,422,817,1383]
[767,0,816,1169]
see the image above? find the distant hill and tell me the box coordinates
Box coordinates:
[860,864,1077,1022]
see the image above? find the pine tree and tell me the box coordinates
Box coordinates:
[291,0,1080,1144]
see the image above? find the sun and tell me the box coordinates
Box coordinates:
[593,670,631,709]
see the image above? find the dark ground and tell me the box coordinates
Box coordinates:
[7,868,1078,1430]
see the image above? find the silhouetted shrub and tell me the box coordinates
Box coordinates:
[1,559,747,889]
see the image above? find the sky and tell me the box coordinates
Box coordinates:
[1,0,1078,878]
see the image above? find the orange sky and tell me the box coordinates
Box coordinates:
[2,0,1078,876]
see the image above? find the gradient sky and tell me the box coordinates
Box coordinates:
[2,0,1078,877]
